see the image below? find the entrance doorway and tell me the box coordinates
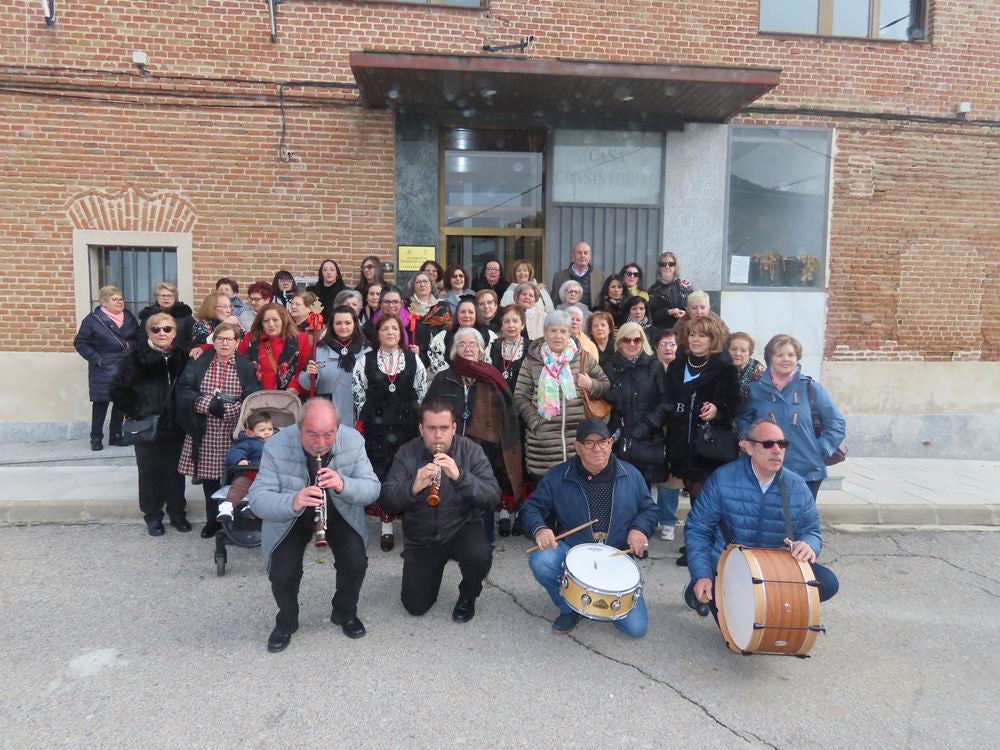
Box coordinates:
[441,127,545,282]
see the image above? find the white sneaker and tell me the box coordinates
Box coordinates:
[216,501,234,522]
[660,525,675,541]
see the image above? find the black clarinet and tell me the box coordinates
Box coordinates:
[310,453,328,547]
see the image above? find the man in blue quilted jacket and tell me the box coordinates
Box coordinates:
[684,420,839,616]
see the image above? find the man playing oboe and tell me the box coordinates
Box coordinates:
[381,399,500,623]
[249,399,380,653]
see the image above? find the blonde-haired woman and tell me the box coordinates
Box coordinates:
[602,321,671,487]
[74,285,140,450]
[137,282,194,351]
[500,260,554,311]
[647,250,693,330]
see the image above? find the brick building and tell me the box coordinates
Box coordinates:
[1,1,997,456]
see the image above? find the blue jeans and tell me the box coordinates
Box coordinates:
[528,541,649,638]
[655,486,679,527]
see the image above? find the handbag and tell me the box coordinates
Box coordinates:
[578,350,612,421]
[691,420,739,463]
[120,415,158,446]
[806,377,847,466]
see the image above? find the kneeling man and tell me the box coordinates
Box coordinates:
[520,418,658,637]
[684,419,839,618]
[381,399,500,623]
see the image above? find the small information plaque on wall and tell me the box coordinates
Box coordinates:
[398,245,436,271]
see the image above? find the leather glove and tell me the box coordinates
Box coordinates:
[208,397,226,418]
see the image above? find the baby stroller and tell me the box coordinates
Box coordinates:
[212,390,302,576]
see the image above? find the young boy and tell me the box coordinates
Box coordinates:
[217,410,276,521]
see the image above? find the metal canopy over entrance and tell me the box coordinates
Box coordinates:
[350,51,781,129]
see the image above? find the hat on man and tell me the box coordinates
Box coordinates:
[576,418,611,442]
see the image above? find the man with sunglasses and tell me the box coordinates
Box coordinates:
[521,418,658,637]
[682,420,839,619]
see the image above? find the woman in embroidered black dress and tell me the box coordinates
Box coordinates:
[353,314,428,552]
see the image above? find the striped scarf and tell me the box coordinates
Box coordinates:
[536,340,578,419]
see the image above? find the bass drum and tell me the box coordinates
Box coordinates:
[716,544,824,656]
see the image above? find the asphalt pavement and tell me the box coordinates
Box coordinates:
[1,525,998,749]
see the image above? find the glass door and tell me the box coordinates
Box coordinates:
[440,127,546,281]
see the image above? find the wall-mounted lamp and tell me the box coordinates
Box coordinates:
[40,0,55,26]
[132,50,151,78]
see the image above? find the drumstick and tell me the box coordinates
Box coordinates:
[610,548,635,557]
[525,519,597,554]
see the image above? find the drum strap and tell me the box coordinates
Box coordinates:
[779,476,793,541]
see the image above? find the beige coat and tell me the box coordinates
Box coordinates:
[513,338,610,478]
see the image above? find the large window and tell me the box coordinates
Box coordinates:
[91,245,178,315]
[760,0,927,41]
[725,127,832,290]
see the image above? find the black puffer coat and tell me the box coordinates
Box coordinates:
[74,307,140,401]
[647,278,692,330]
[602,352,672,484]
[664,354,740,482]
[110,342,189,432]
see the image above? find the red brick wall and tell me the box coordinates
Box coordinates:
[1,1,996,355]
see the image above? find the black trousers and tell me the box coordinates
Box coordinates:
[91,400,124,440]
[134,430,186,522]
[400,521,493,616]
[269,502,368,633]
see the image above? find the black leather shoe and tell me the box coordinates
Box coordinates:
[169,515,192,532]
[108,434,124,446]
[331,613,367,639]
[267,628,293,653]
[497,518,511,537]
[380,533,394,552]
[684,581,711,617]
[146,518,165,537]
[675,552,688,567]
[90,439,103,452]
[452,598,476,623]
[511,516,522,537]
[200,521,222,539]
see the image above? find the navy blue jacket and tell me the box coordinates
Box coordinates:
[74,307,140,401]
[684,457,823,582]
[225,433,266,467]
[520,455,658,549]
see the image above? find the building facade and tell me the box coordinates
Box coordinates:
[1,0,997,456]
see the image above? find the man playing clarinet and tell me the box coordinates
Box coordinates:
[380,399,500,623]
[520,418,658,637]
[248,399,380,653]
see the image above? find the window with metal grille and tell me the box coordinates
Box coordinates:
[91,245,178,315]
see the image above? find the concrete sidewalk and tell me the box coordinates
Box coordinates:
[0,439,997,526]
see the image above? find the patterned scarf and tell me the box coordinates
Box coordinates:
[536,340,578,419]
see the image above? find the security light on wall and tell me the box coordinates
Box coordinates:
[40,0,55,25]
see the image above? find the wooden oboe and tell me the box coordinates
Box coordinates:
[426,443,444,507]
[313,452,328,547]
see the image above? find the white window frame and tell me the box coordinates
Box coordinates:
[72,230,193,324]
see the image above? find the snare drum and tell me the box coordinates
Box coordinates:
[560,544,643,621]
[715,544,824,656]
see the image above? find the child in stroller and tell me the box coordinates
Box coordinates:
[212,390,301,575]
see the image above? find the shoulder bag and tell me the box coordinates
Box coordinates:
[806,377,847,466]
[578,350,612,421]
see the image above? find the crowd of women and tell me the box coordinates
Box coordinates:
[76,250,845,562]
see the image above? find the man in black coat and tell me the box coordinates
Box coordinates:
[380,399,500,623]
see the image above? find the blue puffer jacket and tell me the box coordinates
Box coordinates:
[684,457,822,582]
[736,368,845,482]
[74,307,140,401]
[520,455,659,549]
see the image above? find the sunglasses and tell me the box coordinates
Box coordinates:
[745,438,790,449]
[624,270,639,277]
[362,264,375,270]
[621,336,643,344]
[659,261,676,268]
[149,325,174,334]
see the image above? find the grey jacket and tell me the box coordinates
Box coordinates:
[248,424,380,570]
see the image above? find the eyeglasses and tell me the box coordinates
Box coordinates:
[659,261,676,268]
[656,340,677,348]
[624,270,639,277]
[382,299,402,306]
[149,325,175,334]
[452,274,464,279]
[621,336,643,345]
[414,279,430,285]
[745,438,790,450]
[579,439,612,449]
[214,337,237,344]
[362,265,375,271]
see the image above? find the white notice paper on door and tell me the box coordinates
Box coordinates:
[729,256,750,285]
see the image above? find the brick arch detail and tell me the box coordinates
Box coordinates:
[64,185,198,234]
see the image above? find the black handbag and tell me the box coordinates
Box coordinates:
[692,421,739,463]
[806,377,847,466]
[120,415,159,446]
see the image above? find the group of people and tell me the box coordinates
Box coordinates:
[74,243,845,648]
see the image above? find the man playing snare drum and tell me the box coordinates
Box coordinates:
[520,418,658,637]
[683,420,839,617]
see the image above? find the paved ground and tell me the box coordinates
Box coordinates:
[1,440,998,526]
[2,523,998,749]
